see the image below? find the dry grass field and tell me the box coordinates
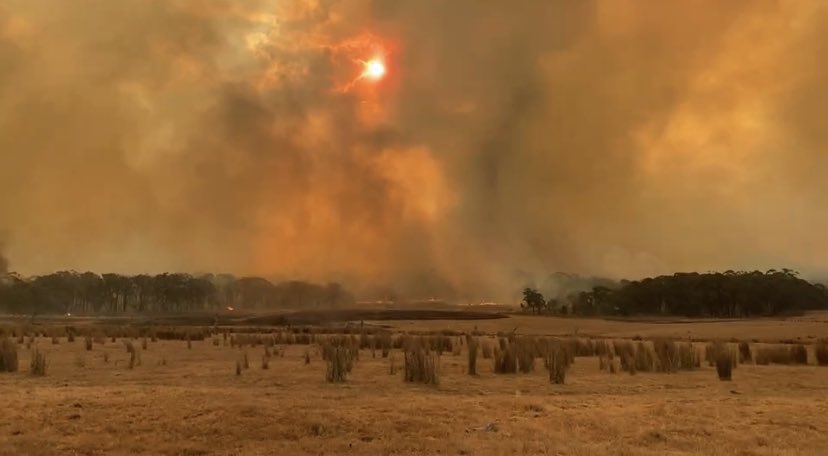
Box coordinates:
[1,314,828,455]
[379,311,828,342]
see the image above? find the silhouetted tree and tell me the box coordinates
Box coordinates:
[521,287,546,314]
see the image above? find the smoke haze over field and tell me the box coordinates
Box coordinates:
[1,1,828,300]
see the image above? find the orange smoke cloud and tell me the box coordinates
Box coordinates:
[3,0,828,302]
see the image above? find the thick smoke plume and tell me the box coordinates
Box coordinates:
[1,1,827,301]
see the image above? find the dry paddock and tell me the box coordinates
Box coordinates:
[1,334,827,456]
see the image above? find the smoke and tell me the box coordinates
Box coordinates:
[1,1,827,300]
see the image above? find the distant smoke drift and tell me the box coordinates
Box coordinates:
[1,1,828,301]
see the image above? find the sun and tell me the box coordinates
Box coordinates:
[361,58,386,81]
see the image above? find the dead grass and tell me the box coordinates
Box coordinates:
[738,341,752,363]
[0,337,18,372]
[715,350,732,381]
[403,346,439,385]
[493,338,520,374]
[816,340,828,366]
[545,344,568,384]
[29,349,46,376]
[755,345,797,365]
[324,346,350,383]
[467,336,479,375]
[1,317,828,454]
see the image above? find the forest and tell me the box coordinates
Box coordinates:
[0,271,355,315]
[523,270,828,317]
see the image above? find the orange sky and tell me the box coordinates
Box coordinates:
[1,0,828,300]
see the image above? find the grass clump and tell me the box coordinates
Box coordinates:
[791,344,808,365]
[493,339,517,374]
[403,346,439,385]
[545,344,569,384]
[325,346,350,383]
[653,339,678,373]
[716,350,732,381]
[755,345,800,365]
[0,337,19,373]
[633,342,655,372]
[816,340,828,366]
[30,349,47,376]
[738,341,752,363]
[126,341,141,369]
[481,340,493,359]
[467,336,479,375]
[654,339,698,372]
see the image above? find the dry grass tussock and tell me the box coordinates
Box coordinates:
[653,339,699,373]
[754,344,808,365]
[544,343,570,384]
[466,336,479,375]
[30,348,46,376]
[0,337,19,373]
[403,345,439,385]
[705,342,734,381]
[322,338,358,383]
[816,340,828,366]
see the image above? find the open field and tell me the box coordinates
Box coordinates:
[1,315,828,455]
[375,311,828,343]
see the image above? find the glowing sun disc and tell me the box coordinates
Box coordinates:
[362,59,386,80]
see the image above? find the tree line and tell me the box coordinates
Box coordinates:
[0,271,355,315]
[522,269,828,318]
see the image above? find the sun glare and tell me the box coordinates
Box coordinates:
[361,58,386,81]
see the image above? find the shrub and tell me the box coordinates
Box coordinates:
[30,349,46,376]
[816,341,828,366]
[467,336,479,375]
[0,338,19,373]
[403,347,439,385]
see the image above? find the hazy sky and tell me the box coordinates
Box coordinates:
[1,1,827,299]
